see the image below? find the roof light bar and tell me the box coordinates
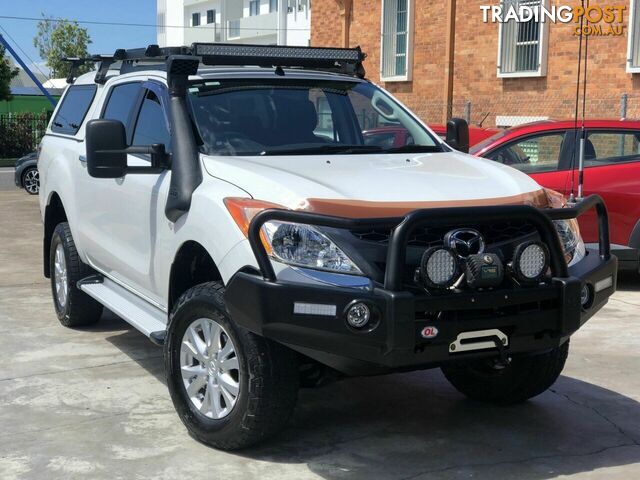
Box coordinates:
[193,43,366,77]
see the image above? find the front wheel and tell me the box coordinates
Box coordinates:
[441,341,569,405]
[22,167,39,195]
[165,282,299,450]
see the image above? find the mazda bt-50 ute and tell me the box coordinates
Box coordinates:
[38,44,617,450]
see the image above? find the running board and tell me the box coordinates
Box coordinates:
[78,275,167,338]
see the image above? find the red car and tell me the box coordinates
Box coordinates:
[429,124,498,147]
[362,125,497,149]
[471,119,640,272]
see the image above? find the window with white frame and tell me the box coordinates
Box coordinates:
[270,0,278,13]
[381,0,413,81]
[192,12,201,26]
[497,0,548,77]
[206,9,216,24]
[250,0,260,16]
[628,0,640,72]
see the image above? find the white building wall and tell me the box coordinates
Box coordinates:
[157,0,310,47]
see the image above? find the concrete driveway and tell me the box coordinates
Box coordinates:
[1,189,639,480]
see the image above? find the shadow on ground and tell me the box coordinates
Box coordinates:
[99,277,640,480]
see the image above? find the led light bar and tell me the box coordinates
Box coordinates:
[193,43,366,77]
[293,302,337,317]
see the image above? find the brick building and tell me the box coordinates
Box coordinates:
[311,0,640,127]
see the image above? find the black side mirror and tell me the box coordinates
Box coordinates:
[86,119,168,178]
[86,119,127,178]
[446,117,470,153]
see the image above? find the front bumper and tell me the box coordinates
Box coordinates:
[225,195,617,375]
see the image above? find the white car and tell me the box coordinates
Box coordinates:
[39,43,617,450]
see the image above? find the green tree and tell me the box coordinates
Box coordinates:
[0,44,19,101]
[33,14,93,78]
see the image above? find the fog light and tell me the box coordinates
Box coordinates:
[580,284,592,308]
[346,302,370,329]
[420,247,460,289]
[512,241,549,283]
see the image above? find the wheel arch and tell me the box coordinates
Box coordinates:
[168,240,223,312]
[43,192,68,278]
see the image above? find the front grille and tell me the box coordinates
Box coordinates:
[351,221,537,249]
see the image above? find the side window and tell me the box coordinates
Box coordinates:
[102,82,142,130]
[51,85,97,135]
[585,131,640,166]
[487,132,565,174]
[132,89,171,149]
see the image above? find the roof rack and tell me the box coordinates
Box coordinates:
[86,43,367,84]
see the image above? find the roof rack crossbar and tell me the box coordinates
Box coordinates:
[89,43,367,81]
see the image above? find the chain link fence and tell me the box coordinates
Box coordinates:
[409,94,640,128]
[0,112,50,159]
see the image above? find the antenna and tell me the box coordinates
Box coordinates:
[569,0,589,204]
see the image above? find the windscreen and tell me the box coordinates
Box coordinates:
[188,78,441,156]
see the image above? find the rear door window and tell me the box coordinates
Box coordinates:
[50,85,97,135]
[584,131,640,166]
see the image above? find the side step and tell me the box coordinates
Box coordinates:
[78,275,167,340]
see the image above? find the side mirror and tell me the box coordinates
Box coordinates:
[446,118,470,153]
[86,119,168,178]
[86,119,127,178]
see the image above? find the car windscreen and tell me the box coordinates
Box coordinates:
[187,78,441,156]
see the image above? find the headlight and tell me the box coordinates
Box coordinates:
[554,219,585,266]
[262,221,362,274]
[224,197,363,275]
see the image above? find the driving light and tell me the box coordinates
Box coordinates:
[512,241,549,283]
[262,221,362,274]
[346,302,371,329]
[419,247,460,288]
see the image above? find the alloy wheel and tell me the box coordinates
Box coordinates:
[53,243,68,308]
[23,169,39,194]
[180,317,241,419]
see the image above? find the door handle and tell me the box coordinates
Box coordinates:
[79,155,87,164]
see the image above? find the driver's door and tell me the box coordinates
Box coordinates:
[80,80,172,308]
[484,130,572,195]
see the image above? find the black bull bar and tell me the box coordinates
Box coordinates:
[247,194,611,287]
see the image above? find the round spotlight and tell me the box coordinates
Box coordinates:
[420,247,460,289]
[580,284,593,309]
[512,241,549,283]
[346,302,371,329]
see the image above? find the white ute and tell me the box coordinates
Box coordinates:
[39,44,617,449]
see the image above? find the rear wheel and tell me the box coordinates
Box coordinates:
[165,282,299,450]
[441,341,569,405]
[50,222,103,327]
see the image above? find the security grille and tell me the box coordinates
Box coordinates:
[381,0,409,79]
[498,0,544,75]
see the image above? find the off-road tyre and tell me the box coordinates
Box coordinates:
[165,282,299,450]
[441,341,569,405]
[50,222,103,327]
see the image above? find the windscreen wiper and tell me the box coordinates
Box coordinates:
[261,144,384,156]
